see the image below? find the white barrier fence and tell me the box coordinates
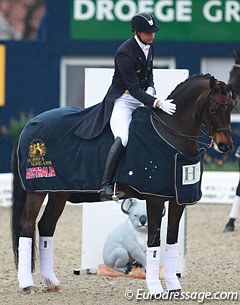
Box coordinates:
[200,171,239,204]
[0,173,12,207]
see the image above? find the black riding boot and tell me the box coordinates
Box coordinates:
[100,137,125,201]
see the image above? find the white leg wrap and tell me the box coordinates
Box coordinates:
[229,195,240,219]
[146,246,163,294]
[39,236,60,287]
[18,237,34,288]
[164,243,181,291]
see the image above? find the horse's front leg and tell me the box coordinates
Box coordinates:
[37,192,69,292]
[146,196,165,295]
[18,192,46,293]
[164,199,185,292]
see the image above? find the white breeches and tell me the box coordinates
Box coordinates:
[110,93,144,147]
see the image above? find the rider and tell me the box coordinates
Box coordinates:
[75,12,176,201]
[224,145,240,232]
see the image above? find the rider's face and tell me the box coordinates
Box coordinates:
[137,32,155,44]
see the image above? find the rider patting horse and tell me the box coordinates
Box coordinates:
[11,14,233,296]
[12,74,233,295]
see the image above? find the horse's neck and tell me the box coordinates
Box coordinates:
[157,98,201,156]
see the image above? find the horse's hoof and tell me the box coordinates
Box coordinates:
[223,224,234,232]
[19,286,35,294]
[44,285,61,293]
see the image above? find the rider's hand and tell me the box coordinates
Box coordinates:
[155,99,176,115]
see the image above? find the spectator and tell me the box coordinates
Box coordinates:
[23,0,45,39]
[0,0,21,39]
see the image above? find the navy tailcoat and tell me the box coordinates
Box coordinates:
[75,36,156,139]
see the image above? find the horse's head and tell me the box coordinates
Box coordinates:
[228,48,240,103]
[197,77,233,153]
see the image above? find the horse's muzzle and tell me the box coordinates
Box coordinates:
[213,132,233,153]
[217,142,232,153]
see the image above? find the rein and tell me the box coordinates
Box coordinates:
[149,108,213,148]
[149,89,232,148]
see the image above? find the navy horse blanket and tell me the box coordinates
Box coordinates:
[18,106,205,204]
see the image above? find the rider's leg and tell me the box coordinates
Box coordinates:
[100,95,142,201]
[100,137,125,201]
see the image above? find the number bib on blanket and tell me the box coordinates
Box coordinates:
[174,148,205,205]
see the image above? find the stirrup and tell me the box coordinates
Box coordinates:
[112,183,123,201]
[100,183,125,202]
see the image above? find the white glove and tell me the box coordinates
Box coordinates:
[156,99,176,115]
[146,86,156,96]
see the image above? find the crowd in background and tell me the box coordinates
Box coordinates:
[0,0,45,40]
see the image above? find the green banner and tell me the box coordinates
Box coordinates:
[70,0,240,42]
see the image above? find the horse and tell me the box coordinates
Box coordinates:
[228,48,240,105]
[11,74,233,295]
[224,48,240,232]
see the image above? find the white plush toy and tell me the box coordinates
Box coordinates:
[103,198,147,273]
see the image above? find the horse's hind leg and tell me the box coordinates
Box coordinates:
[37,192,69,291]
[164,199,185,292]
[18,192,46,293]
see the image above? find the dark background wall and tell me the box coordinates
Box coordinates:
[0,0,240,172]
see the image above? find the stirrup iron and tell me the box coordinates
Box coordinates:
[112,183,119,201]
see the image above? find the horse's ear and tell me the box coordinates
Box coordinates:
[209,76,217,89]
[227,84,235,99]
[121,198,136,214]
[227,83,233,92]
[231,48,240,61]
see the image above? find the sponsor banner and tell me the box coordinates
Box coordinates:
[0,45,6,106]
[70,0,240,42]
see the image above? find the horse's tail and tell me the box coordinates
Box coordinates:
[11,142,35,270]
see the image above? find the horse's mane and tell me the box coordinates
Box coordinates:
[167,73,214,98]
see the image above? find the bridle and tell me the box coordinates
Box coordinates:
[203,89,233,135]
[149,87,233,148]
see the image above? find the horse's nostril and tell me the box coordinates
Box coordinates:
[218,143,232,152]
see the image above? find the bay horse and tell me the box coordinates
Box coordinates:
[228,48,240,104]
[224,48,240,232]
[11,74,233,295]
